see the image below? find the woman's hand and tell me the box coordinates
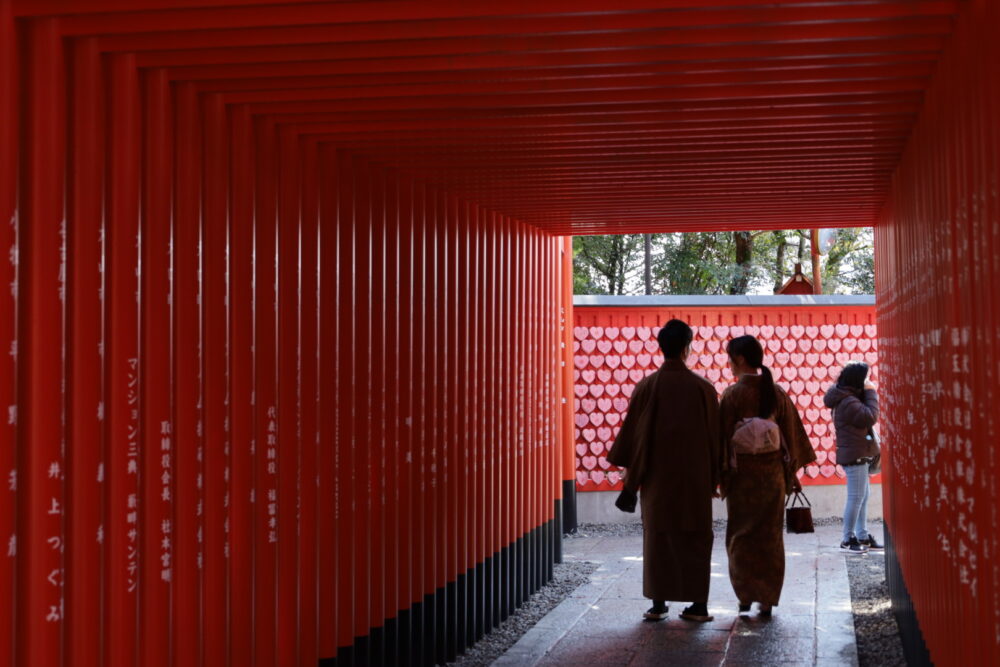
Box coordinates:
[790,479,803,493]
[864,382,876,391]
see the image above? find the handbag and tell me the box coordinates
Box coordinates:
[867,427,881,475]
[785,490,815,533]
[615,487,638,513]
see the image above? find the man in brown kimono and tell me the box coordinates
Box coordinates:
[607,319,721,622]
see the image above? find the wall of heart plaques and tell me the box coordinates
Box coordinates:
[572,304,878,491]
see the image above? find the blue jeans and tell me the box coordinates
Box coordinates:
[842,463,870,542]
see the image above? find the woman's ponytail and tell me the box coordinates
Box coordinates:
[726,335,777,418]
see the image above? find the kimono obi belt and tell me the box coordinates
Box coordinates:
[730,417,784,469]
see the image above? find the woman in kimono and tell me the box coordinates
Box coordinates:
[719,335,816,616]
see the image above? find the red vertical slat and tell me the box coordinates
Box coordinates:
[334,149,355,661]
[0,3,15,662]
[298,136,319,667]
[139,66,173,667]
[227,103,254,667]
[201,92,230,667]
[252,117,278,667]
[172,81,203,667]
[106,51,141,667]
[412,179,430,663]
[15,17,65,667]
[66,35,105,667]
[275,124,300,667]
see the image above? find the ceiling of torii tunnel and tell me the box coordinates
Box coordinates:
[19,0,964,234]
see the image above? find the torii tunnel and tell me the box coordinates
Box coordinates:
[1,1,998,666]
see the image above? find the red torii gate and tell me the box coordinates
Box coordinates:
[1,1,997,666]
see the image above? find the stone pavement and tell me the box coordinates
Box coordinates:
[494,524,861,666]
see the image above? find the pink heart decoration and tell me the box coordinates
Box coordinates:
[813,367,827,380]
[828,450,837,464]
[775,326,789,339]
[589,355,605,368]
[613,369,628,383]
[573,327,588,340]
[835,352,850,365]
[607,471,621,486]
[589,385,605,398]
[790,353,804,366]
[629,370,645,383]
[589,326,604,339]
[798,340,812,353]
[637,354,652,367]
[637,327,651,340]
[805,408,820,422]
[731,326,745,337]
[605,413,620,426]
[857,339,871,352]
[576,472,589,486]
[714,325,730,337]
[582,370,596,384]
[589,413,604,427]
[621,355,635,368]
[820,353,835,366]
[865,352,878,365]
[803,423,813,435]
[574,356,588,370]
[714,382,728,394]
[590,441,604,456]
[843,339,857,352]
[576,444,588,456]
[597,340,612,354]
[819,324,835,338]
[690,340,705,353]
[629,340,644,353]
[813,339,827,352]
[573,341,580,353]
[797,394,811,408]
[597,369,612,383]
[820,436,834,449]
[775,352,790,366]
[574,385,587,398]
[790,379,805,394]
[813,396,825,408]
[798,367,813,381]
[622,385,634,397]
[612,340,627,354]
[805,380,820,394]
[699,354,713,368]
[605,384,620,396]
[574,399,580,411]
[805,465,820,478]
[820,464,836,477]
[706,368,721,381]
[581,339,597,353]
[698,326,713,339]
[621,327,635,338]
[575,414,589,428]
[582,455,597,470]
[805,353,819,366]
[761,325,776,338]
[613,398,629,412]
[815,450,828,464]
[767,339,781,352]
[864,325,877,337]
[706,339,720,353]
[813,423,827,437]
[790,325,805,338]
[850,325,864,337]
[805,326,818,338]
[835,324,849,337]
[598,456,612,470]
[582,398,597,412]
[591,471,606,485]
[605,327,620,339]
[745,325,760,336]
[582,430,597,444]
[597,398,612,412]
[644,340,659,354]
[714,353,729,366]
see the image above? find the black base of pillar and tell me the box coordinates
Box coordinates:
[885,526,933,667]
[561,479,578,534]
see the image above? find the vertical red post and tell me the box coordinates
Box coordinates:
[66,35,105,667]
[172,81,203,667]
[227,104,254,667]
[200,92,230,667]
[15,17,65,667]
[139,66,173,667]
[105,51,141,667]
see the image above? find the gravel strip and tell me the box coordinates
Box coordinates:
[447,560,599,667]
[844,528,906,666]
[567,515,845,538]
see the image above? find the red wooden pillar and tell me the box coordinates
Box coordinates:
[66,35,105,667]
[201,91,230,667]
[559,235,576,533]
[105,51,141,667]
[15,17,65,667]
[0,3,15,662]
[227,103,255,667]
[139,66,174,667]
[172,81,203,667]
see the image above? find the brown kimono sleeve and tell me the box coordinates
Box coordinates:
[606,372,656,493]
[776,388,817,489]
[717,387,740,498]
[702,382,722,489]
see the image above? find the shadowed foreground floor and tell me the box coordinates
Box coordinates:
[494,523,862,666]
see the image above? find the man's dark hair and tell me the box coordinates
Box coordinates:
[657,319,693,359]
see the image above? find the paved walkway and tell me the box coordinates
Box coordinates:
[495,524,861,666]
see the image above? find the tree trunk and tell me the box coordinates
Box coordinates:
[730,230,753,294]
[773,232,787,292]
[643,234,652,295]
